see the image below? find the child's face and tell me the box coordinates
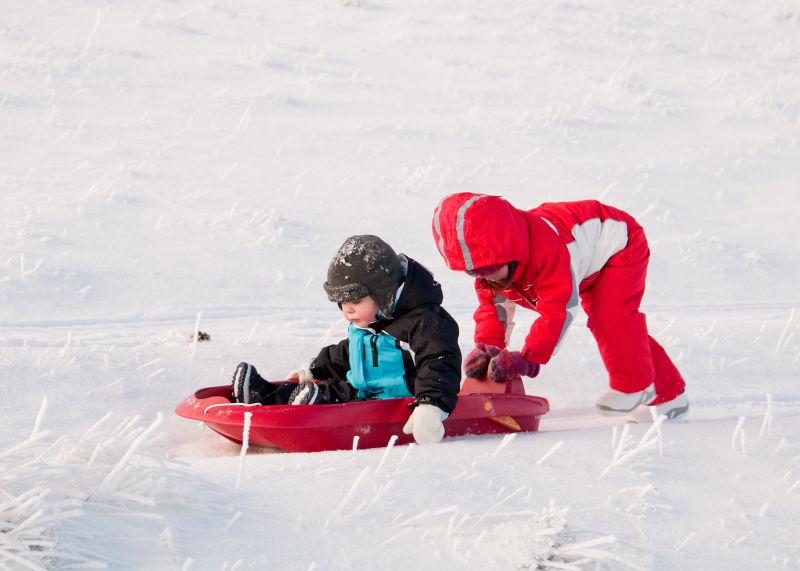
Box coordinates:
[341,296,380,328]
[482,265,512,288]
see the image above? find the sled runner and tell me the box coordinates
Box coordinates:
[175,377,549,453]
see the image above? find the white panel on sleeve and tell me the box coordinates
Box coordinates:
[492,294,517,346]
[552,307,577,356]
[551,264,580,356]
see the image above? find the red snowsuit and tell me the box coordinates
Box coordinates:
[432,193,685,403]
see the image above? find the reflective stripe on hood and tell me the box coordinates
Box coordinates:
[432,193,530,271]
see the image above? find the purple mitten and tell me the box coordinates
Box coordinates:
[464,343,502,379]
[487,350,541,382]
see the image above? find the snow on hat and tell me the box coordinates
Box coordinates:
[323,235,404,318]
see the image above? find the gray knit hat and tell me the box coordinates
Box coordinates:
[323,235,403,318]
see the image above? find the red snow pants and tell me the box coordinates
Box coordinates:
[578,226,685,403]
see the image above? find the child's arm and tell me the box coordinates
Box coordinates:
[473,281,510,349]
[308,338,350,382]
[406,305,462,414]
[520,242,576,365]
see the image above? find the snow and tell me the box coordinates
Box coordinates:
[1,0,799,568]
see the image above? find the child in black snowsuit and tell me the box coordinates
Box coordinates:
[231,235,462,444]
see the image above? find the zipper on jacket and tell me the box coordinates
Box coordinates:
[370,335,379,367]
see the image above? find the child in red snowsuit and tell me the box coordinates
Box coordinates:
[432,193,688,418]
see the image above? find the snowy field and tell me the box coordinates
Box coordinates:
[2,0,799,569]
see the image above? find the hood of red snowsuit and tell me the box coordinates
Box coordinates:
[432,193,530,272]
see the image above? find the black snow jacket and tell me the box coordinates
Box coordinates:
[309,256,462,413]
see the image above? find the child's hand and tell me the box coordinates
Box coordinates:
[288,362,313,382]
[464,343,502,379]
[487,350,540,382]
[403,404,449,445]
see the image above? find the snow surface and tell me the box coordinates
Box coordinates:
[2,0,799,569]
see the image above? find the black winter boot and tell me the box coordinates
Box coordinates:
[231,362,273,404]
[288,380,325,405]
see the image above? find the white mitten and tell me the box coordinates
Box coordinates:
[288,362,313,382]
[402,404,449,445]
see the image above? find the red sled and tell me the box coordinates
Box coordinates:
[175,377,549,453]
